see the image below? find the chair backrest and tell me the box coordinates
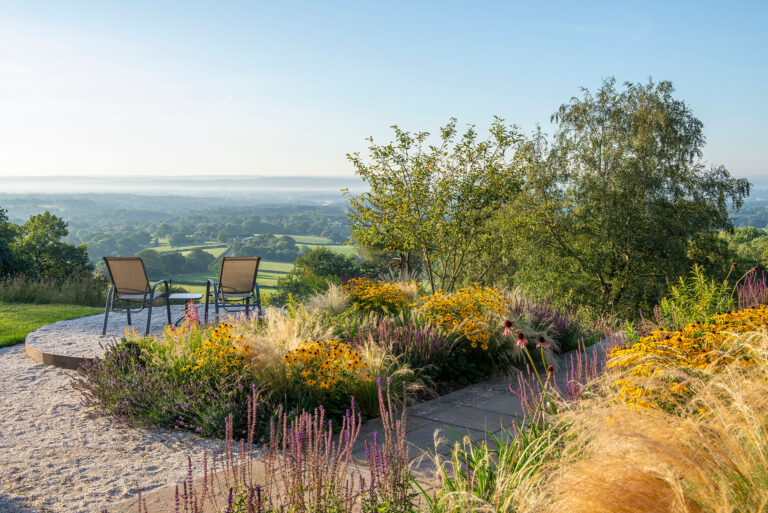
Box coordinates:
[103,257,150,295]
[219,257,260,294]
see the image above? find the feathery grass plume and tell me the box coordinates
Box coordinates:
[522,328,768,513]
[350,341,428,415]
[305,283,351,316]
[347,315,453,381]
[233,306,336,393]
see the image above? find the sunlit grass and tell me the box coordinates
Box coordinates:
[0,303,102,347]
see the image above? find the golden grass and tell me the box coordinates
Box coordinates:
[522,330,768,513]
[428,325,768,513]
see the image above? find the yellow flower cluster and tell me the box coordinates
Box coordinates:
[607,307,765,409]
[283,340,369,392]
[343,278,413,314]
[419,285,508,349]
[182,323,250,374]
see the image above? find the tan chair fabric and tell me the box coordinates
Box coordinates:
[219,257,260,294]
[104,257,150,295]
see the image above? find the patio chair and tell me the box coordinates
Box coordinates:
[205,256,262,324]
[102,256,171,336]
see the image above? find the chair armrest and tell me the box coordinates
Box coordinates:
[150,279,169,297]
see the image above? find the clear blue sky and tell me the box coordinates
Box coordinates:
[0,0,765,177]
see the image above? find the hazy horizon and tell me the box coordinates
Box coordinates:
[1,1,766,178]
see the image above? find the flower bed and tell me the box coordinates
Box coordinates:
[75,283,595,440]
[607,306,766,409]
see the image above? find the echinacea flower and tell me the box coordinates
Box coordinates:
[503,319,515,337]
[516,331,528,349]
[536,336,551,349]
[546,365,554,375]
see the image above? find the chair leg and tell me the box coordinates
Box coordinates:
[145,294,154,336]
[245,297,250,318]
[165,295,171,325]
[102,286,114,336]
[127,304,132,326]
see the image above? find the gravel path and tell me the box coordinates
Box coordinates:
[0,307,222,513]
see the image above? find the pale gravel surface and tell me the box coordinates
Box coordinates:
[0,306,222,513]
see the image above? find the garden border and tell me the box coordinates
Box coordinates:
[24,337,94,370]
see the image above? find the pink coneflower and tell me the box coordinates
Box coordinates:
[546,365,554,375]
[536,336,551,349]
[516,331,528,349]
[503,319,514,337]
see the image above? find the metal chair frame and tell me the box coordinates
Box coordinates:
[102,257,171,336]
[204,257,262,324]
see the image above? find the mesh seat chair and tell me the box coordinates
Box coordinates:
[205,256,262,324]
[102,256,171,336]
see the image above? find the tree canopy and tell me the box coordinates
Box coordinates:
[507,78,750,315]
[346,117,523,292]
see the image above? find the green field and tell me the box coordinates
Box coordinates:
[152,241,227,256]
[298,243,358,257]
[0,303,102,347]
[275,234,333,244]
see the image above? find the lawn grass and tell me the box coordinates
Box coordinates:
[0,303,102,348]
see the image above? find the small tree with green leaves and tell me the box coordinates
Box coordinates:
[346,118,523,293]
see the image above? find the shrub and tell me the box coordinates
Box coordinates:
[653,264,733,330]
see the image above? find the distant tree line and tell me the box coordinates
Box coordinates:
[230,234,300,262]
[133,248,215,280]
[63,206,350,264]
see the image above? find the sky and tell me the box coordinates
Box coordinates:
[0,0,766,178]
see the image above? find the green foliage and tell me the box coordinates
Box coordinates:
[346,117,523,292]
[655,264,734,330]
[0,302,101,347]
[0,208,18,275]
[135,247,213,279]
[74,325,271,438]
[507,78,750,317]
[0,273,107,306]
[423,420,561,513]
[269,247,368,306]
[168,231,190,247]
[9,211,93,279]
[719,226,768,271]
[230,233,299,262]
